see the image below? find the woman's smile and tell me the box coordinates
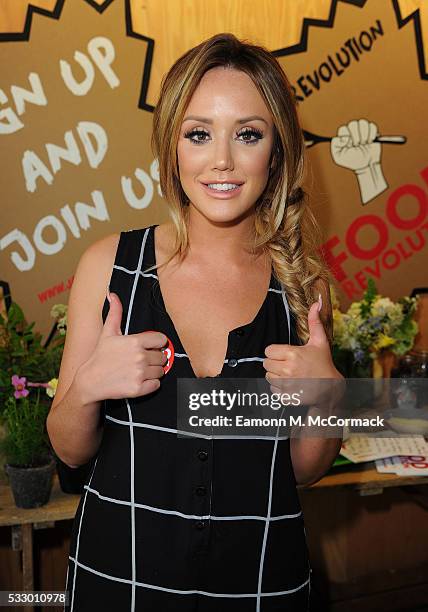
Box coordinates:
[200,180,244,198]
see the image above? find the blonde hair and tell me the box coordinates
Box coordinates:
[149,32,333,346]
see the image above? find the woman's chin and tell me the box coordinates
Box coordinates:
[188,201,256,224]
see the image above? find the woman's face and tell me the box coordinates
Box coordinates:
[177,66,274,224]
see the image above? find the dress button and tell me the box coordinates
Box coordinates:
[195,485,207,496]
[228,358,238,368]
[235,328,245,336]
[197,450,208,461]
[195,520,205,530]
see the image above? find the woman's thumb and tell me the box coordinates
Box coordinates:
[102,291,123,336]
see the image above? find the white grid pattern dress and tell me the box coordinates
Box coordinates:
[64,224,312,611]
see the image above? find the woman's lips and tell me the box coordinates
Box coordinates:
[200,182,243,199]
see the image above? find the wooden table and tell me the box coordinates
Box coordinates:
[1,466,428,611]
[0,474,80,612]
[305,461,428,495]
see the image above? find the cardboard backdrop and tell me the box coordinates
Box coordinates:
[0,0,427,339]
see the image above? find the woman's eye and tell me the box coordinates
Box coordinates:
[183,127,263,145]
[237,128,263,144]
[184,129,210,144]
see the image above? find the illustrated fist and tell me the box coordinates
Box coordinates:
[331,119,381,171]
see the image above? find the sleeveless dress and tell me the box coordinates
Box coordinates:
[64,224,312,611]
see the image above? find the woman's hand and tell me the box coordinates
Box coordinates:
[263,296,343,406]
[75,292,168,404]
[263,290,345,484]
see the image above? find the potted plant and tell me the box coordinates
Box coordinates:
[331,278,419,379]
[1,378,56,508]
[0,300,65,507]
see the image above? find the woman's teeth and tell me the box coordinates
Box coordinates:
[206,183,241,191]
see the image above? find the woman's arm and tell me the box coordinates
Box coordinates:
[46,233,120,467]
[292,438,343,488]
[290,406,343,487]
[290,277,344,487]
[47,375,104,468]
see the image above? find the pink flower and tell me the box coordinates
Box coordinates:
[11,375,30,399]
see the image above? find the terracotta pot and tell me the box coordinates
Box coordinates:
[5,456,56,508]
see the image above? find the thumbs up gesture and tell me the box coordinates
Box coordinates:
[77,291,168,404]
[263,293,343,405]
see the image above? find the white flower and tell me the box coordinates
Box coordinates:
[371,297,403,329]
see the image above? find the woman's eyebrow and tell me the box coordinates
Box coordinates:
[182,115,268,125]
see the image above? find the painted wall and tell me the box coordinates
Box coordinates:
[0,0,427,337]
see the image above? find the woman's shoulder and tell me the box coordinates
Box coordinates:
[79,222,172,277]
[151,222,177,262]
[117,223,171,253]
[70,233,121,299]
[83,232,121,266]
[85,223,156,259]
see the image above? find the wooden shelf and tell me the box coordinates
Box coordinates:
[0,474,80,528]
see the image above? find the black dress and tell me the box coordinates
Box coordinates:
[64,224,311,611]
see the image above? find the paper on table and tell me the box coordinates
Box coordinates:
[392,455,428,475]
[340,435,428,463]
[375,455,428,475]
[375,457,397,473]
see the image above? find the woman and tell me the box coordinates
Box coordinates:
[47,33,343,612]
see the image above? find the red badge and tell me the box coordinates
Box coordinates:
[161,336,175,374]
[146,330,174,374]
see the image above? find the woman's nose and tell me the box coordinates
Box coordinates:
[212,136,234,171]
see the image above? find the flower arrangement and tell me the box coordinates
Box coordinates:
[331,278,419,378]
[0,300,66,467]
